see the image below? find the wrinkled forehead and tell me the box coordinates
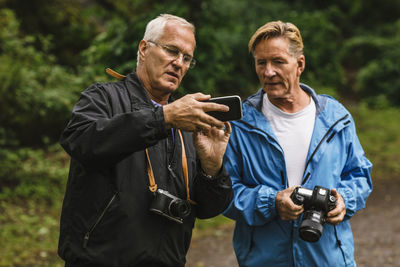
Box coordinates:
[159,22,196,53]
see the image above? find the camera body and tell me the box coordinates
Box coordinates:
[290,186,336,242]
[149,189,191,224]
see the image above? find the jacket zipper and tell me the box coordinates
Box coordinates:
[83,192,118,248]
[280,171,285,187]
[301,114,349,185]
[334,226,348,266]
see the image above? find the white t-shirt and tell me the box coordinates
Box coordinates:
[262,94,316,187]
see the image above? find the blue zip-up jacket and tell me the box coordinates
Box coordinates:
[223,84,372,267]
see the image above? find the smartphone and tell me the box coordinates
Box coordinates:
[206,95,243,121]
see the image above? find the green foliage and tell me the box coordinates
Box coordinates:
[195,214,233,231]
[355,21,400,107]
[290,8,345,89]
[192,215,234,239]
[0,145,68,202]
[351,105,400,179]
[0,9,85,146]
[2,0,100,67]
[0,201,64,266]
[0,145,68,266]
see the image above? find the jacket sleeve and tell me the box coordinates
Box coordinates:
[193,165,233,219]
[222,129,279,226]
[337,117,373,219]
[60,83,167,167]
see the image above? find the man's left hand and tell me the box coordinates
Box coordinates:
[326,188,346,225]
[193,122,231,177]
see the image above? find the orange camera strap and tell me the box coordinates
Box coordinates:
[146,130,196,204]
[106,67,126,80]
[105,68,195,205]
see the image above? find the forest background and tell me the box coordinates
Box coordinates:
[0,0,399,266]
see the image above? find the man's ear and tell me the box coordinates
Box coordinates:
[138,40,149,62]
[297,55,305,77]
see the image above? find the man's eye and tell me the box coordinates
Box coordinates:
[183,55,192,63]
[164,46,180,56]
[272,58,285,64]
[257,60,266,65]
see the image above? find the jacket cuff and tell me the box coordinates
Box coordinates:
[256,186,278,219]
[198,165,231,186]
[153,105,169,139]
[337,187,356,217]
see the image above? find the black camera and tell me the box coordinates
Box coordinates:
[290,186,336,242]
[149,189,191,224]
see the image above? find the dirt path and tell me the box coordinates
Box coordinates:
[186,179,400,267]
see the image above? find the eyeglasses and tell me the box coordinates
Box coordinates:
[147,40,196,69]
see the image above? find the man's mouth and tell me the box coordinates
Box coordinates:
[265,82,280,86]
[166,72,179,79]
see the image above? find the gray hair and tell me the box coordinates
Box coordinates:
[136,14,195,66]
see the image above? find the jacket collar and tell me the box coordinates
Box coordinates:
[240,83,349,133]
[244,83,326,115]
[124,72,176,106]
[124,72,154,106]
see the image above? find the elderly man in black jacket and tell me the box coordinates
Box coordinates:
[58,14,233,267]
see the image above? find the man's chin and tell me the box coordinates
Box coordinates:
[264,83,282,89]
[264,86,279,94]
[161,82,179,93]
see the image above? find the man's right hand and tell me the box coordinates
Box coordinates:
[163,93,229,132]
[275,186,304,221]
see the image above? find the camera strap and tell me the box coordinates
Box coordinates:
[106,68,126,79]
[105,68,196,205]
[146,130,196,205]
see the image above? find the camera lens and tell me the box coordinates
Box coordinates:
[169,199,191,218]
[298,210,324,242]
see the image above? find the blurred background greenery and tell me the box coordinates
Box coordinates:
[0,0,399,266]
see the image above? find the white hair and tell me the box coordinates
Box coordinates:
[136,14,195,66]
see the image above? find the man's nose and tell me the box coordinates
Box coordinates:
[264,63,276,77]
[172,53,184,67]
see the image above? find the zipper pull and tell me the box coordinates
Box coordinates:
[168,164,179,179]
[83,232,90,248]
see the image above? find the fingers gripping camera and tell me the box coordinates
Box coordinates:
[290,186,336,242]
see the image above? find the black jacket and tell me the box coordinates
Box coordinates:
[58,72,233,267]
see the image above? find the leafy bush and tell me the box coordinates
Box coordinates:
[340,20,400,106]
[0,9,86,146]
[356,28,400,107]
[0,145,68,202]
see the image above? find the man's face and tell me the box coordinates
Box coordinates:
[254,37,304,100]
[139,22,196,95]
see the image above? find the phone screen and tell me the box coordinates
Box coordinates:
[206,95,243,121]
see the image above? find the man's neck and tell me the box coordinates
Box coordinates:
[136,69,170,105]
[146,89,170,106]
[268,88,310,113]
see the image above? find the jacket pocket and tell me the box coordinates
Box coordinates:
[83,191,118,248]
[233,221,254,264]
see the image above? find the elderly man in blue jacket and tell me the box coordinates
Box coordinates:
[223,20,372,267]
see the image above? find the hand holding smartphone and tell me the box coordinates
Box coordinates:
[205,95,243,121]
